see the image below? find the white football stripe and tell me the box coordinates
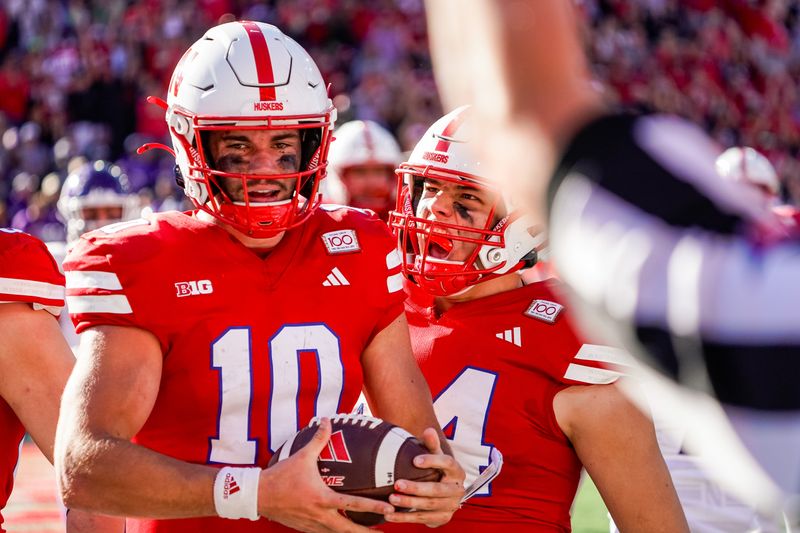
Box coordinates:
[277,430,300,463]
[386,249,402,270]
[574,344,635,366]
[66,295,132,314]
[375,426,413,487]
[65,270,123,290]
[0,276,64,301]
[331,267,349,285]
[563,363,621,384]
[386,273,403,294]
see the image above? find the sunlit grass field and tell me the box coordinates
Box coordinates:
[572,475,610,533]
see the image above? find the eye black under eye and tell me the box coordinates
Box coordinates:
[454,202,472,220]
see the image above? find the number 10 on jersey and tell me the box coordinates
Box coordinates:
[209,324,344,464]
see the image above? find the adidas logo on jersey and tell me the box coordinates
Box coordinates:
[496,327,522,347]
[322,267,350,287]
[175,279,213,297]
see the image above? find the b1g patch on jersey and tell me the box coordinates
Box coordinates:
[524,299,564,324]
[322,230,360,255]
[175,279,213,297]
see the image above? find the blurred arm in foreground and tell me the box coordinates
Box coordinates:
[425,0,800,524]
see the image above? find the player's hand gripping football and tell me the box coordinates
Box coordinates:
[258,417,395,533]
[385,427,466,527]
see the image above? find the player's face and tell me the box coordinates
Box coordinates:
[207,129,302,203]
[415,177,503,262]
[80,205,124,222]
[341,164,395,211]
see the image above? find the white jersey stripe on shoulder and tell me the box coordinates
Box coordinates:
[67,295,132,314]
[563,363,621,385]
[65,271,123,291]
[0,276,64,301]
[574,344,636,366]
[386,249,402,270]
[387,273,403,294]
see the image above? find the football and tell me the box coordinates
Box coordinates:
[268,413,442,525]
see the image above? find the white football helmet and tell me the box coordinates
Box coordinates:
[389,106,539,296]
[715,146,780,196]
[154,21,336,237]
[325,120,401,215]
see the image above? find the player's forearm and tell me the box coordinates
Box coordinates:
[66,509,125,533]
[567,386,688,532]
[57,431,218,518]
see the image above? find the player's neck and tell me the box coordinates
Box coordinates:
[433,273,523,315]
[196,210,285,257]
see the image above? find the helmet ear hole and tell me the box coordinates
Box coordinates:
[174,164,184,188]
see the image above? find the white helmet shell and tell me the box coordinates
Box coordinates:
[163,20,336,236]
[329,120,402,170]
[715,146,779,196]
[325,120,401,204]
[406,105,484,183]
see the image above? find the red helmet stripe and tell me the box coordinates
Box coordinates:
[241,21,277,101]
[434,108,468,152]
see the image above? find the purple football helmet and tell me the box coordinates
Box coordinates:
[58,160,140,243]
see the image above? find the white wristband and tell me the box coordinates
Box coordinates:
[213,467,261,521]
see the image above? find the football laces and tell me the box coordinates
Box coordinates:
[309,413,384,429]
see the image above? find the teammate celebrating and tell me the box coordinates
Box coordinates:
[0,229,118,532]
[55,21,463,533]
[385,107,688,532]
[325,120,402,220]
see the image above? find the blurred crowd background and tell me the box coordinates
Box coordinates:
[1,0,799,242]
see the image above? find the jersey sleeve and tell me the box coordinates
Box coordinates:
[0,229,65,315]
[63,222,172,351]
[63,235,138,332]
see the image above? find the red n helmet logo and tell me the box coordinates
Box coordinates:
[318,430,352,463]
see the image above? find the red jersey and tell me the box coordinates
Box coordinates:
[0,229,64,533]
[393,281,617,533]
[64,208,404,532]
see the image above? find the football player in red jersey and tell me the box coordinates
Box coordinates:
[324,120,403,220]
[384,107,688,532]
[54,21,464,533]
[0,229,120,532]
